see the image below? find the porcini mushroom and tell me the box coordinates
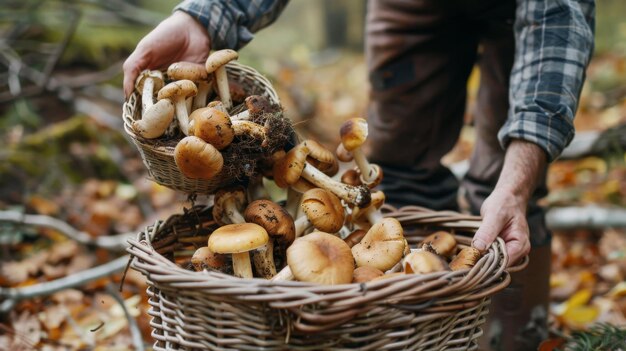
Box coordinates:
[273,142,371,207]
[352,266,384,283]
[422,231,457,258]
[205,49,239,110]
[212,186,247,225]
[294,188,345,237]
[274,231,354,285]
[352,217,405,271]
[167,61,211,111]
[449,247,482,271]
[208,223,269,278]
[157,79,198,135]
[244,199,295,279]
[135,70,164,113]
[174,136,224,179]
[339,118,381,186]
[191,247,227,272]
[132,99,175,139]
[404,250,448,274]
[188,107,234,150]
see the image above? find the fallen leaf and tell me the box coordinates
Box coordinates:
[10,310,42,349]
[48,240,80,263]
[38,304,67,330]
[27,195,60,216]
[607,281,626,298]
[538,338,566,351]
[51,289,84,304]
[561,305,600,329]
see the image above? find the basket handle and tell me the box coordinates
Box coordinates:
[505,255,529,273]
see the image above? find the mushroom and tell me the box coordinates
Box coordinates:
[335,143,353,163]
[339,118,381,186]
[352,266,384,283]
[207,100,227,113]
[404,250,448,274]
[174,136,224,179]
[449,247,482,271]
[352,217,406,271]
[212,186,247,225]
[303,140,339,177]
[132,99,175,139]
[351,190,386,225]
[244,199,295,279]
[167,62,212,111]
[157,79,198,135]
[205,49,239,110]
[208,223,269,278]
[134,70,164,114]
[421,231,457,258]
[341,169,362,187]
[231,120,269,148]
[294,188,345,237]
[344,229,367,248]
[274,231,354,285]
[188,107,234,150]
[191,247,227,272]
[232,95,274,121]
[273,142,371,207]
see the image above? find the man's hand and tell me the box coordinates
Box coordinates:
[123,11,211,98]
[472,140,547,267]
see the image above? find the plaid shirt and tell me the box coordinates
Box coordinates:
[176,0,595,161]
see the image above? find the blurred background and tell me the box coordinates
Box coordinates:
[0,0,625,349]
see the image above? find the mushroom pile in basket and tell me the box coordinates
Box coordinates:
[186,116,483,284]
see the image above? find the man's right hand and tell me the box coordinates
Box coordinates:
[123,11,211,98]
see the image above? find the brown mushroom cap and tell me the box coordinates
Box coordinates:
[212,186,247,226]
[352,217,405,271]
[336,143,353,163]
[341,169,362,187]
[157,79,198,101]
[422,231,457,258]
[208,223,269,254]
[352,266,384,283]
[244,95,273,115]
[188,107,235,150]
[205,49,239,74]
[404,251,448,274]
[244,199,296,244]
[344,229,367,248]
[273,144,308,188]
[339,118,368,151]
[303,140,338,176]
[191,247,227,272]
[287,231,355,285]
[449,247,482,271]
[300,188,345,233]
[135,70,164,93]
[174,136,223,179]
[167,62,208,82]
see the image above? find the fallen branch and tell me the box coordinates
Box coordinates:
[0,255,128,313]
[546,205,626,230]
[0,211,132,251]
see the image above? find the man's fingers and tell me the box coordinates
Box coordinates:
[504,237,530,267]
[472,214,504,253]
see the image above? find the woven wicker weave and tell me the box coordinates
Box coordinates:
[122,62,282,195]
[127,205,527,350]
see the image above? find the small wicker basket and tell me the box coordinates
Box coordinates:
[122,62,283,195]
[127,205,527,351]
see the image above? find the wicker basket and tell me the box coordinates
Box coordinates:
[127,205,527,350]
[122,62,282,195]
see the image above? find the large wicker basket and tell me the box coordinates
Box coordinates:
[127,205,526,350]
[122,62,282,195]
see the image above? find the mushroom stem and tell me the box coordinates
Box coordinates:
[232,120,268,147]
[215,67,232,110]
[285,188,302,218]
[271,266,294,281]
[232,252,253,278]
[225,200,245,224]
[231,110,250,121]
[365,207,384,225]
[352,148,377,184]
[193,81,211,110]
[301,163,371,207]
[252,241,277,279]
[174,99,191,135]
[141,78,155,113]
[294,216,312,237]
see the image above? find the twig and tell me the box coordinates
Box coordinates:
[105,284,145,351]
[0,255,128,313]
[546,205,626,230]
[0,211,132,251]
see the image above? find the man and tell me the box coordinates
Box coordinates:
[123,1,594,349]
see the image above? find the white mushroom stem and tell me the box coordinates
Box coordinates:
[301,163,370,207]
[132,99,175,139]
[352,148,378,184]
[294,216,312,238]
[215,67,232,110]
[252,242,277,279]
[141,78,155,114]
[272,266,294,281]
[364,206,384,225]
[193,81,211,110]
[231,110,250,121]
[285,188,302,218]
[224,200,245,224]
[185,97,193,114]
[173,98,191,135]
[232,252,253,278]
[232,120,268,147]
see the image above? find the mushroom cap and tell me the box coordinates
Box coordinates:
[352,217,405,271]
[449,247,482,271]
[291,178,316,194]
[273,144,308,188]
[352,266,384,283]
[208,223,269,254]
[300,188,345,233]
[244,199,295,244]
[205,49,239,74]
[362,164,383,189]
[189,107,235,150]
[157,79,198,101]
[341,169,362,186]
[167,62,208,82]
[135,70,164,93]
[174,136,223,179]
[335,143,353,162]
[344,229,367,248]
[212,186,247,226]
[191,247,227,271]
[352,191,385,221]
[303,140,339,177]
[207,100,227,113]
[422,231,457,257]
[404,251,448,274]
[339,118,368,151]
[244,95,273,115]
[286,231,354,285]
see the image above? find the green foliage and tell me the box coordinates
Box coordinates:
[560,323,626,351]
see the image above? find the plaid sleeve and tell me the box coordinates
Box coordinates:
[498,0,595,161]
[174,0,289,50]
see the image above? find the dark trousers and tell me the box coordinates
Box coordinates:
[366,1,551,350]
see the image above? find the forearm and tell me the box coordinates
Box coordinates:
[495,140,547,204]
